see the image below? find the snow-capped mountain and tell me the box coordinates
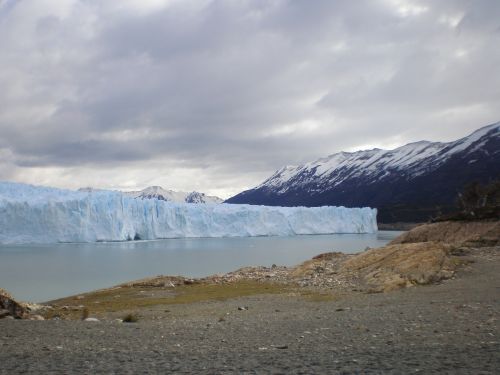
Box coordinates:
[124,186,223,204]
[226,122,500,222]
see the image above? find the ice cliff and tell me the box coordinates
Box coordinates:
[0,182,377,244]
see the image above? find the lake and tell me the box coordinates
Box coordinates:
[0,231,402,302]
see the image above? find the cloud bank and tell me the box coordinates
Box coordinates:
[1,0,499,197]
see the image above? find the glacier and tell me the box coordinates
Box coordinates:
[0,182,377,244]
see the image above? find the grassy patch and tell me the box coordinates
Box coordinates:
[46,280,332,320]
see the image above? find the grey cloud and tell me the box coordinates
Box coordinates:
[0,0,499,195]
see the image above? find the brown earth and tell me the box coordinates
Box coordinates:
[340,242,457,292]
[390,220,500,246]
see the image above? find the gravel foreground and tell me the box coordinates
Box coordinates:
[1,247,499,374]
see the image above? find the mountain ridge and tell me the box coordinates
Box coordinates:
[226,122,500,222]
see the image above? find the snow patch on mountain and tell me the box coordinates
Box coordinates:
[256,122,500,194]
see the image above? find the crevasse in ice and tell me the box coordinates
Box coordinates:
[0,182,378,244]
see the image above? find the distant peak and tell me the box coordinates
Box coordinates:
[123,185,222,204]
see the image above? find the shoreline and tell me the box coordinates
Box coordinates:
[1,220,499,374]
[2,220,498,319]
[377,222,421,231]
[0,230,402,303]
[28,220,500,318]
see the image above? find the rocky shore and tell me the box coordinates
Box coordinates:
[0,221,499,373]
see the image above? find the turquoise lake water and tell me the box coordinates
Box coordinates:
[0,231,402,302]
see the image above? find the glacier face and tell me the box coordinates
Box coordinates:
[0,182,377,244]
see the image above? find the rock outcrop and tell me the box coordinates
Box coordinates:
[0,288,28,319]
[340,242,456,292]
[390,221,500,247]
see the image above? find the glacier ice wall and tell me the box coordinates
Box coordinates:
[0,182,377,244]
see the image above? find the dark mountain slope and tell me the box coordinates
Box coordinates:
[226,123,500,222]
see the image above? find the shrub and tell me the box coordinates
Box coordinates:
[435,179,500,221]
[122,313,139,323]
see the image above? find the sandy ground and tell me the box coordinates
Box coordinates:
[0,246,498,374]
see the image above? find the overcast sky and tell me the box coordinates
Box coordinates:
[0,0,499,198]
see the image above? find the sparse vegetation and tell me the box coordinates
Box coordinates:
[44,281,333,320]
[434,179,500,221]
[458,180,499,211]
[122,313,139,323]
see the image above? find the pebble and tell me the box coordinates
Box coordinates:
[275,345,288,349]
[29,315,45,321]
[84,317,100,322]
